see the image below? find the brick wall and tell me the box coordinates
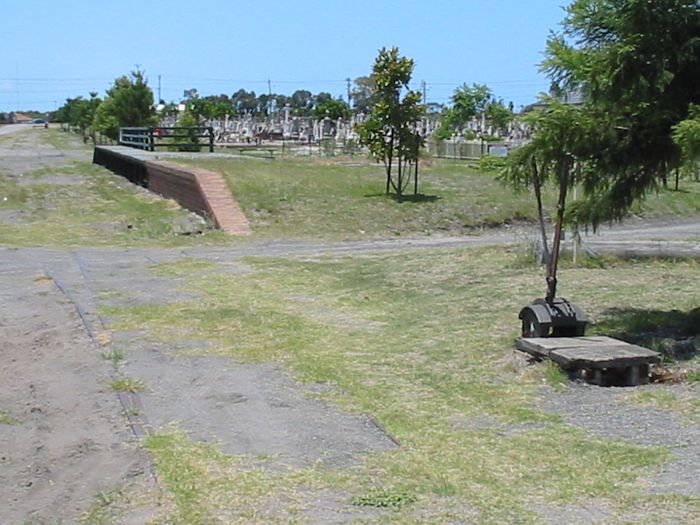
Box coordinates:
[145,161,210,218]
[93,147,250,235]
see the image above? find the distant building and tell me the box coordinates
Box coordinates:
[9,112,33,124]
[521,88,584,114]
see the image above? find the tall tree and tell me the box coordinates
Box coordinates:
[439,83,513,137]
[231,89,258,114]
[350,75,376,114]
[313,98,351,120]
[289,90,314,116]
[542,0,700,227]
[55,93,101,135]
[93,70,156,140]
[356,47,425,198]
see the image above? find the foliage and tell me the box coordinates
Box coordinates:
[93,69,156,140]
[439,83,513,138]
[356,47,425,197]
[541,0,700,227]
[501,99,609,267]
[188,94,235,121]
[231,88,259,115]
[673,105,700,179]
[312,97,351,120]
[479,155,508,172]
[54,93,101,133]
[350,75,377,114]
[501,100,605,191]
[289,89,314,115]
[172,112,204,151]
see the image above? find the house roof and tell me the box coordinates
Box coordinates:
[11,112,33,122]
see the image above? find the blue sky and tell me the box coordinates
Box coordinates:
[1,1,568,113]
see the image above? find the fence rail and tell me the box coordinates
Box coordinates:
[119,126,214,152]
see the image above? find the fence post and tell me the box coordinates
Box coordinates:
[208,126,214,153]
[149,128,155,151]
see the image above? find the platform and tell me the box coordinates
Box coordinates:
[515,336,660,386]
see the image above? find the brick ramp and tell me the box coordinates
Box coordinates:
[146,160,250,235]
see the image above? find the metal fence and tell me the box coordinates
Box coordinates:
[427,140,513,160]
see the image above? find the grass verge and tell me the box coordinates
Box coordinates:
[103,247,700,523]
[176,156,700,240]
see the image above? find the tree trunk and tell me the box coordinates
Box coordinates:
[414,153,419,195]
[546,157,571,303]
[386,128,394,194]
[531,158,550,266]
[397,155,403,199]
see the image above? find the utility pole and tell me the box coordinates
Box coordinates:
[15,63,19,110]
[421,80,427,108]
[157,75,162,103]
[267,78,273,115]
[346,77,352,107]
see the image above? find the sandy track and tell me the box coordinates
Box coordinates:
[0,252,152,523]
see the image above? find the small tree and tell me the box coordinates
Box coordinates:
[93,70,156,140]
[56,93,101,137]
[501,99,606,282]
[356,47,425,198]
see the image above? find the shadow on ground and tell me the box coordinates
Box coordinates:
[596,306,700,360]
[363,192,441,203]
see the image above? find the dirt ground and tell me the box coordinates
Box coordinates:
[0,127,397,524]
[1,126,699,524]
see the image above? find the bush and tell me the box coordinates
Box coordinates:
[479,155,508,172]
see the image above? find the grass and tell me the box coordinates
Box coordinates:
[0,129,230,248]
[80,490,120,525]
[144,428,335,524]
[176,156,552,239]
[0,160,230,247]
[103,248,700,523]
[352,489,418,509]
[5,127,700,522]
[2,128,698,247]
[0,410,19,425]
[101,349,124,371]
[109,377,145,393]
[175,155,700,240]
[627,388,700,425]
[37,127,93,152]
[631,178,700,218]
